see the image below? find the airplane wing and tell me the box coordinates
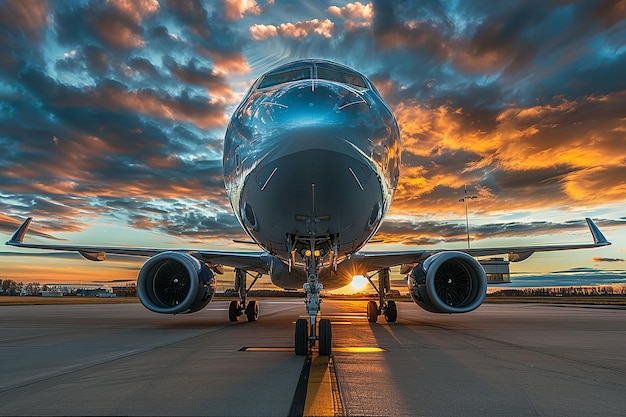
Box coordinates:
[5,217,271,274]
[349,217,611,272]
[6,217,611,275]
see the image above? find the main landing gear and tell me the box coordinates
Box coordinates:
[365,268,397,323]
[228,268,261,322]
[294,244,332,356]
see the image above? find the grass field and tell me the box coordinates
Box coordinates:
[484,296,626,305]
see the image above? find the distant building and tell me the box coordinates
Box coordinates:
[76,288,111,297]
[480,258,511,284]
[42,291,63,297]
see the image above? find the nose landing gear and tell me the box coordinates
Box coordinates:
[294,243,332,356]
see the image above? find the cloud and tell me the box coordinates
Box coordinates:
[163,56,235,102]
[19,67,228,129]
[53,1,159,50]
[162,0,212,39]
[109,0,160,23]
[222,0,262,21]
[328,2,373,31]
[328,2,373,20]
[0,0,48,35]
[250,19,334,40]
[592,257,625,263]
[389,88,626,217]
[375,217,617,246]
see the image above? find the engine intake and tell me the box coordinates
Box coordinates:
[137,252,216,314]
[408,251,487,313]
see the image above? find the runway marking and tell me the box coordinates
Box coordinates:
[239,346,384,353]
[238,347,293,352]
[303,355,335,416]
[333,347,386,353]
[289,354,343,416]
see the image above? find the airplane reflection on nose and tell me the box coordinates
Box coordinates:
[252,80,372,130]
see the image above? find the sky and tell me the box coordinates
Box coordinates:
[0,0,625,289]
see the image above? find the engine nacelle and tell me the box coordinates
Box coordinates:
[408,251,487,313]
[136,252,216,314]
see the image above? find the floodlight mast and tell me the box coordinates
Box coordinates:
[458,185,478,249]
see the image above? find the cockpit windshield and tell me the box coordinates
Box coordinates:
[258,67,311,89]
[256,61,368,90]
[317,67,367,89]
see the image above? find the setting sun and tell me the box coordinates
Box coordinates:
[350,275,369,291]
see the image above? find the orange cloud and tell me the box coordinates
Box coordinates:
[328,2,373,20]
[60,81,229,129]
[89,1,159,50]
[196,46,251,76]
[223,0,262,20]
[327,2,373,31]
[0,0,48,33]
[109,0,159,23]
[390,90,626,217]
[249,19,334,40]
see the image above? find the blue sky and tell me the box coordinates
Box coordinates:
[0,0,624,286]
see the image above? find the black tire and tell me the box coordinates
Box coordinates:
[384,300,397,323]
[245,300,259,321]
[228,300,240,322]
[295,319,308,356]
[367,300,378,323]
[318,319,332,355]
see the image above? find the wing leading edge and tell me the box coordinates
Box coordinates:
[349,217,611,272]
[5,217,271,274]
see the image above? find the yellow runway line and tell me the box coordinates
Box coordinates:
[303,355,335,416]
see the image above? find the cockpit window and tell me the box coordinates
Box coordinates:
[258,67,311,89]
[317,67,367,89]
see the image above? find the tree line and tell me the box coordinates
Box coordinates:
[0,279,40,296]
[489,286,626,297]
[0,279,137,297]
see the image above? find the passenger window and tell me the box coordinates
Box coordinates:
[258,67,311,89]
[317,67,367,88]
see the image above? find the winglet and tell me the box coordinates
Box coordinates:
[6,217,33,245]
[585,218,610,246]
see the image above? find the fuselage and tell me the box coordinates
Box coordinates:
[223,59,400,289]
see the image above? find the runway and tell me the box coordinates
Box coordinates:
[1,299,625,416]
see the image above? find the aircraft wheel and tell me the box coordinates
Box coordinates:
[245,300,259,321]
[228,300,241,322]
[367,300,378,323]
[318,318,332,355]
[295,318,308,356]
[384,300,397,323]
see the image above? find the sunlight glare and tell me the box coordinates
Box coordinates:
[350,275,369,290]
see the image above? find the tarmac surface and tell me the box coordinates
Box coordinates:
[1,299,625,416]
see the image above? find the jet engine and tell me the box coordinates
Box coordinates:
[408,251,487,313]
[136,252,216,314]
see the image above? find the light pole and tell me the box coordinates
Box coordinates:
[458,185,478,248]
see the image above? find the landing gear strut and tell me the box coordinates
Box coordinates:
[365,268,397,323]
[229,268,261,322]
[294,240,332,356]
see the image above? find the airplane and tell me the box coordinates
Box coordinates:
[6,59,611,355]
